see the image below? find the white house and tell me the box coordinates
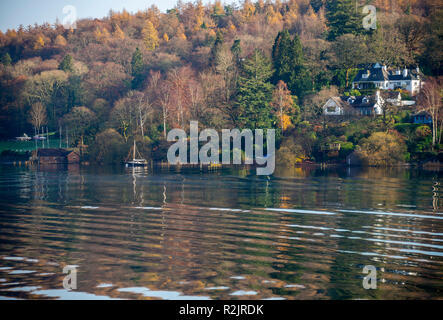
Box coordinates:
[323,97,346,116]
[323,91,383,116]
[352,63,423,95]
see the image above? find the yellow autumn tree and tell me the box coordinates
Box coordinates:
[94,27,110,43]
[95,27,102,39]
[175,25,187,40]
[33,35,45,50]
[281,114,292,131]
[213,1,225,16]
[163,33,169,42]
[194,0,205,31]
[266,6,283,25]
[241,0,256,21]
[142,20,159,50]
[54,34,67,46]
[271,81,296,133]
[113,24,125,39]
[110,9,131,26]
[5,29,17,40]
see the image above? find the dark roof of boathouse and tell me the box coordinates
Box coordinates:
[37,149,71,157]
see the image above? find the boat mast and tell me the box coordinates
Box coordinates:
[133,140,136,161]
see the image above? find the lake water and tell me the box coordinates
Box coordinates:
[0,165,441,300]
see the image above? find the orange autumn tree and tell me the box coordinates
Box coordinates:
[271,81,297,133]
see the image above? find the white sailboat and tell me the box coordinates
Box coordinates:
[125,140,148,167]
[16,133,32,141]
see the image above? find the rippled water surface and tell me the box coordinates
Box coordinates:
[0,165,442,300]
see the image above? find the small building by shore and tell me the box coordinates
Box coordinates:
[33,149,80,164]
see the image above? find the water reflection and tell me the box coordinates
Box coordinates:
[0,165,441,300]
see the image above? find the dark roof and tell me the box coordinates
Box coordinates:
[353,64,388,82]
[353,63,420,83]
[413,110,431,117]
[37,149,70,157]
[388,69,419,81]
[339,95,376,108]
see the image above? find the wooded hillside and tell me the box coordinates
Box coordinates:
[0,0,441,164]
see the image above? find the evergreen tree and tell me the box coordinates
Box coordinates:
[0,52,12,66]
[289,67,313,101]
[236,49,275,130]
[272,30,304,85]
[272,31,311,100]
[325,0,362,40]
[310,0,324,12]
[231,39,242,63]
[131,47,144,89]
[59,54,74,72]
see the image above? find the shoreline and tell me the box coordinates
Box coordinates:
[1,159,441,170]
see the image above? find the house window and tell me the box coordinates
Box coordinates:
[327,106,336,113]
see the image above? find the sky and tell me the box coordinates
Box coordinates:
[0,0,209,32]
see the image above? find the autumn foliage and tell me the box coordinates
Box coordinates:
[0,0,441,164]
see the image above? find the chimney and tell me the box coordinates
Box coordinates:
[403,68,408,77]
[375,90,382,104]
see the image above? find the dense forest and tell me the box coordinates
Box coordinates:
[0,0,442,165]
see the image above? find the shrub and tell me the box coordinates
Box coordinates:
[276,138,306,167]
[357,132,408,166]
[88,129,128,164]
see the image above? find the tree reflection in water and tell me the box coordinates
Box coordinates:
[0,165,441,300]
